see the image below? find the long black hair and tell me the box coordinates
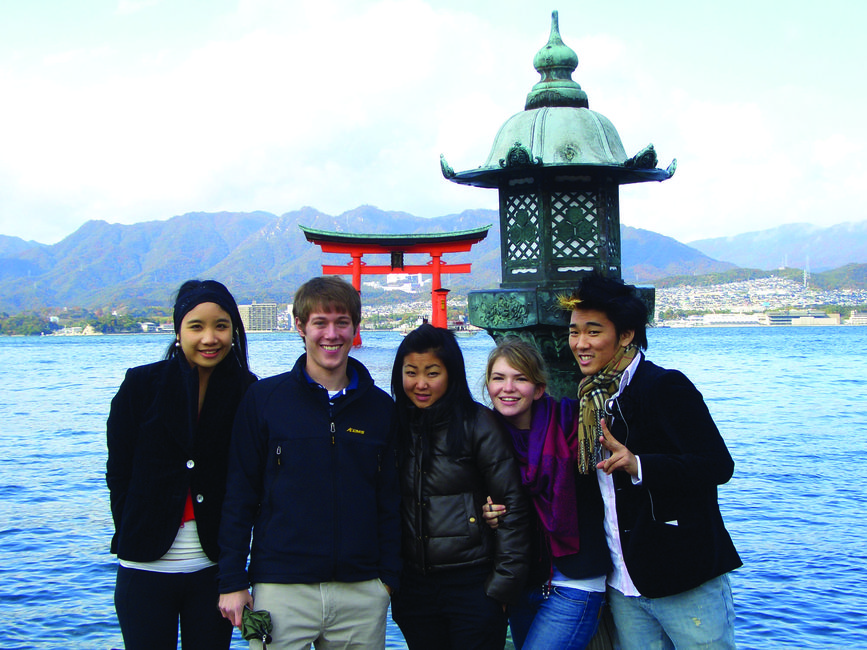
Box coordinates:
[164,279,251,375]
[391,324,478,455]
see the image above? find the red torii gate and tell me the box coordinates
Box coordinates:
[300,225,490,345]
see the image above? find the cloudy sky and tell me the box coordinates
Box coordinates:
[1,0,864,245]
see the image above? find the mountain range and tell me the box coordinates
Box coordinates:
[689,221,867,272]
[0,206,864,313]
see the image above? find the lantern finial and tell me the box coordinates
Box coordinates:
[525,11,588,110]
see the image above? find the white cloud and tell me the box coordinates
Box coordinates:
[0,0,865,244]
[115,0,164,16]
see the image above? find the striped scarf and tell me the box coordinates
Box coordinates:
[576,344,638,474]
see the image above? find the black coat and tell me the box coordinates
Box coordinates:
[398,403,530,604]
[608,358,742,598]
[106,354,255,563]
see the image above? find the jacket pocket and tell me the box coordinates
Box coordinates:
[625,517,709,597]
[425,492,482,544]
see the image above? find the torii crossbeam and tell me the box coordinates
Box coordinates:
[300,224,491,344]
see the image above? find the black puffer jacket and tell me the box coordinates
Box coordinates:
[398,402,530,604]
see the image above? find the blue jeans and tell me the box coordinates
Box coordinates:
[509,584,605,650]
[607,574,736,650]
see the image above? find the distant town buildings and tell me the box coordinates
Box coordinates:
[41,276,867,337]
[363,273,430,293]
[54,324,101,336]
[765,310,841,326]
[655,276,867,327]
[239,301,278,332]
[138,322,174,333]
[661,310,842,328]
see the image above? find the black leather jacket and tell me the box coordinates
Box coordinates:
[398,403,530,604]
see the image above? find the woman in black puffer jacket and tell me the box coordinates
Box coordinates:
[389,324,530,650]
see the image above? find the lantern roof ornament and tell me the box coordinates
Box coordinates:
[440,10,676,188]
[525,9,586,110]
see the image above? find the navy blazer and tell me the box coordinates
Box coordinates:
[607,357,742,598]
[106,354,255,563]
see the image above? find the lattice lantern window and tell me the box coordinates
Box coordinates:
[500,182,621,288]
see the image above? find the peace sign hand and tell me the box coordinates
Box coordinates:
[596,417,639,477]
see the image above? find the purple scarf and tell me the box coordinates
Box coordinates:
[502,394,581,557]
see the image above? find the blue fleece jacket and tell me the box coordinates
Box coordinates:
[217,355,401,594]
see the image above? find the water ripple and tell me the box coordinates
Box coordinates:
[1,329,866,649]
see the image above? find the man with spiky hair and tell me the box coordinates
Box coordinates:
[560,274,741,650]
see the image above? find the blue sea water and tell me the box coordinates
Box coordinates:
[1,327,866,649]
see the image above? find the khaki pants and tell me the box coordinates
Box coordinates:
[249,579,391,650]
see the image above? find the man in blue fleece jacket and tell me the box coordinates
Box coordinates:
[218,277,401,649]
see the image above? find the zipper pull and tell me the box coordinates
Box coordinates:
[331,421,336,444]
[276,445,282,466]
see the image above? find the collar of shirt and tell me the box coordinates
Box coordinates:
[612,350,642,400]
[303,366,359,402]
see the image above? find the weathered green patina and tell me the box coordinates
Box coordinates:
[441,10,674,399]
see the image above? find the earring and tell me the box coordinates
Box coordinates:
[175,340,180,348]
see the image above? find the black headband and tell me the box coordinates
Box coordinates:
[173,282,238,333]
